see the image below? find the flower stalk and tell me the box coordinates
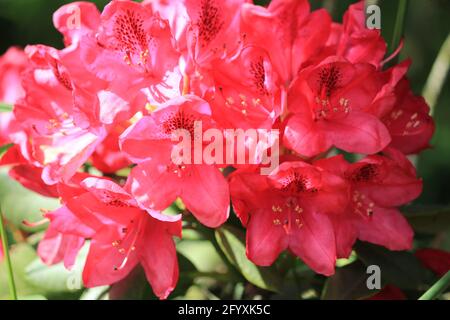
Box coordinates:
[422,32,450,115]
[419,271,450,300]
[390,0,408,62]
[0,210,18,300]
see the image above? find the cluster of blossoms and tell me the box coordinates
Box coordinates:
[0,0,435,298]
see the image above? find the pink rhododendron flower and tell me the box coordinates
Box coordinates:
[121,95,229,228]
[241,0,331,85]
[283,58,407,157]
[185,0,248,68]
[10,42,139,185]
[0,47,28,165]
[53,1,101,47]
[79,0,181,104]
[230,160,348,275]
[39,176,182,299]
[383,78,435,154]
[53,2,150,124]
[143,0,189,53]
[0,47,27,104]
[206,46,282,130]
[315,148,422,257]
[326,1,387,67]
[12,45,107,184]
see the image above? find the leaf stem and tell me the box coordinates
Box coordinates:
[390,0,408,59]
[422,32,450,115]
[419,271,450,300]
[0,210,18,300]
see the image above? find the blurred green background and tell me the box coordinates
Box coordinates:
[0,0,449,205]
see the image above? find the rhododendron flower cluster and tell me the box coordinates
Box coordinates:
[0,0,435,299]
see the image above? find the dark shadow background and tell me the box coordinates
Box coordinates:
[0,0,449,205]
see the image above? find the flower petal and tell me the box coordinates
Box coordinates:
[181,164,230,228]
[283,113,331,157]
[246,208,289,266]
[138,217,180,299]
[289,211,336,276]
[82,225,139,287]
[327,112,391,155]
[128,159,181,223]
[355,207,413,251]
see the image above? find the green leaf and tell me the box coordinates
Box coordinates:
[403,206,450,234]
[20,295,48,300]
[0,167,60,231]
[183,285,218,300]
[0,143,14,158]
[419,271,450,300]
[336,251,357,268]
[215,225,282,292]
[176,239,224,273]
[0,209,17,300]
[390,0,408,55]
[422,32,450,114]
[24,244,88,298]
[355,242,434,291]
[322,261,381,300]
[0,244,41,299]
[0,103,13,113]
[79,286,109,300]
